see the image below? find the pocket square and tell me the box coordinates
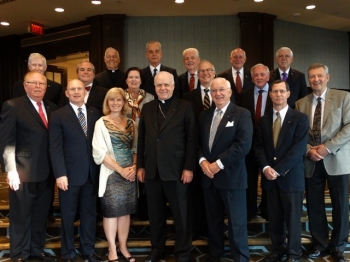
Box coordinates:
[225,121,234,127]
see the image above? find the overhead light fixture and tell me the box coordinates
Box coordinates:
[306,5,316,9]
[92,0,101,4]
[175,0,184,3]
[1,22,10,26]
[254,0,263,2]
[55,7,64,12]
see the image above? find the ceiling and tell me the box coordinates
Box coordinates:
[1,0,350,38]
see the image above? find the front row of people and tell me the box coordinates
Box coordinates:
[0,62,349,262]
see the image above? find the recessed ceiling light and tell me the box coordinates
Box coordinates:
[55,7,65,12]
[306,5,316,10]
[254,0,263,2]
[92,0,101,4]
[175,0,184,3]
[1,22,10,26]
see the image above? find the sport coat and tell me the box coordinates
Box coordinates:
[49,104,101,186]
[141,65,180,98]
[295,89,350,177]
[137,97,197,180]
[217,68,253,98]
[0,96,56,182]
[12,79,62,105]
[178,71,201,97]
[269,68,308,108]
[93,69,126,89]
[254,107,309,192]
[198,102,253,189]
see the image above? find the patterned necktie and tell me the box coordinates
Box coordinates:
[78,108,88,138]
[203,88,210,110]
[282,72,288,81]
[85,86,91,91]
[254,90,264,128]
[209,109,222,151]
[236,71,242,93]
[312,97,322,144]
[273,111,281,148]
[189,73,195,91]
[153,68,158,77]
[37,102,48,129]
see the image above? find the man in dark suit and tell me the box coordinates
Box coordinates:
[178,48,201,97]
[217,48,253,102]
[49,79,104,262]
[93,47,125,89]
[237,64,272,221]
[137,71,197,262]
[269,47,308,108]
[59,61,107,111]
[0,72,57,262]
[295,63,350,262]
[255,80,309,262]
[12,53,62,105]
[199,77,252,262]
[140,41,180,98]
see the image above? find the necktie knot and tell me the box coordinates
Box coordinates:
[190,73,195,77]
[203,88,210,110]
[258,90,264,94]
[85,86,91,91]
[204,88,209,94]
[317,97,322,103]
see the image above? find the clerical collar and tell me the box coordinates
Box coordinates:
[107,68,119,73]
[158,95,173,104]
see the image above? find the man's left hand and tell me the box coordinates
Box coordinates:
[181,170,193,184]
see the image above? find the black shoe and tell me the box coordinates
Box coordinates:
[81,254,106,262]
[263,252,285,262]
[308,248,330,258]
[285,258,300,262]
[144,253,164,262]
[27,252,57,262]
[116,249,135,262]
[204,255,221,262]
[331,251,346,262]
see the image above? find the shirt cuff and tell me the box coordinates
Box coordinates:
[216,159,224,169]
[199,157,206,165]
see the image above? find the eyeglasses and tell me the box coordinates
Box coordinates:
[105,55,118,59]
[210,88,230,94]
[25,81,46,87]
[198,68,215,74]
[271,90,288,94]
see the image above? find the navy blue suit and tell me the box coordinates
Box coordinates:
[198,102,252,261]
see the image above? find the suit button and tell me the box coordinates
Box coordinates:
[273,157,277,160]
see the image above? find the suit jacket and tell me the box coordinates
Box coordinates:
[178,71,201,97]
[58,84,107,111]
[217,68,253,99]
[198,102,253,190]
[295,89,350,177]
[137,97,197,180]
[49,104,101,186]
[0,96,57,182]
[140,65,180,98]
[182,87,213,123]
[269,68,308,108]
[93,69,126,89]
[12,79,62,105]
[254,107,309,192]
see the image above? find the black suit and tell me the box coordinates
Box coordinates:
[178,71,200,97]
[237,86,273,219]
[12,79,62,105]
[269,68,308,108]
[217,68,253,102]
[254,107,309,259]
[198,102,252,261]
[58,84,107,111]
[137,97,197,261]
[49,104,101,259]
[141,65,180,98]
[0,96,56,260]
[93,69,126,89]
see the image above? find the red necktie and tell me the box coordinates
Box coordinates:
[254,90,263,128]
[37,102,48,129]
[236,71,242,93]
[189,73,195,91]
[85,86,91,91]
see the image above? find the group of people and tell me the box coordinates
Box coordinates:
[0,40,349,262]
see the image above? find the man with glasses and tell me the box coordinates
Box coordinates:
[0,71,57,262]
[269,47,308,108]
[94,47,125,89]
[198,77,252,262]
[255,80,309,262]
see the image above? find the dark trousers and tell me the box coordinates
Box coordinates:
[191,168,207,235]
[306,160,349,252]
[145,177,192,262]
[9,178,54,260]
[59,177,97,259]
[203,184,250,262]
[267,185,304,259]
[245,151,259,219]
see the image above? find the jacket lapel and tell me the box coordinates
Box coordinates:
[158,97,179,133]
[211,102,234,149]
[323,89,334,128]
[66,104,86,137]
[275,108,293,151]
[23,96,47,129]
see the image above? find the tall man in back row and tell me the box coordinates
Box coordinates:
[295,63,350,262]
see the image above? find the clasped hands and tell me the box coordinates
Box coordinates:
[200,160,220,179]
[307,144,329,162]
[263,167,278,180]
[119,165,136,182]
